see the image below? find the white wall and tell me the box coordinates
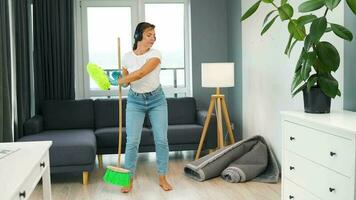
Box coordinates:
[241,1,344,162]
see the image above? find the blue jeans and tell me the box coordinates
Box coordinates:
[124,86,169,176]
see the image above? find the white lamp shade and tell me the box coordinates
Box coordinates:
[201,62,235,87]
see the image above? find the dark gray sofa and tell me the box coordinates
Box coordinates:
[19,97,217,184]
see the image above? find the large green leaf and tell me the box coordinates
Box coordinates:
[288,20,306,40]
[318,73,340,98]
[284,34,293,55]
[261,15,279,35]
[301,51,317,80]
[307,74,318,92]
[297,14,317,26]
[313,58,333,73]
[241,1,261,21]
[295,49,306,72]
[292,83,307,97]
[278,3,294,21]
[262,0,274,3]
[304,35,313,51]
[263,10,278,26]
[299,0,325,12]
[330,23,353,41]
[310,17,327,42]
[325,27,332,32]
[315,41,340,71]
[347,0,356,14]
[281,0,288,5]
[288,39,298,56]
[325,0,341,10]
[291,69,303,93]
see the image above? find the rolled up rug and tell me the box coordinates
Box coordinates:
[221,141,268,183]
[184,135,280,183]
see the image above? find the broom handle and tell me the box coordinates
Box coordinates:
[117,37,123,167]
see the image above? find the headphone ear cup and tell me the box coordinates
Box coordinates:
[134,32,139,40]
[134,30,142,41]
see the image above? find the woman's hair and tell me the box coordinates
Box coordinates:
[133,22,155,50]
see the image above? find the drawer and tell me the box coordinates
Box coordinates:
[283,121,354,177]
[284,151,353,200]
[283,178,320,200]
[13,151,49,200]
[15,164,42,200]
[39,151,50,173]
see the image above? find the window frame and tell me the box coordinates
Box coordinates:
[74,0,191,98]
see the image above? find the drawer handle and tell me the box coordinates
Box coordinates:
[289,136,295,141]
[330,152,336,157]
[289,195,294,199]
[40,162,46,168]
[289,166,295,170]
[19,191,26,198]
[329,187,335,192]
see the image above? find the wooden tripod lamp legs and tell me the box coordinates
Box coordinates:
[195,97,215,160]
[221,97,235,144]
[195,95,236,160]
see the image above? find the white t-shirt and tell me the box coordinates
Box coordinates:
[122,48,162,93]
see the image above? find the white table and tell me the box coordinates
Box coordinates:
[0,141,52,200]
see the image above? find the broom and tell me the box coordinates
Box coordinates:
[103,37,131,187]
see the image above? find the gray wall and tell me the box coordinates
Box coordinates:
[344,5,356,111]
[190,0,242,141]
[190,0,229,109]
[226,0,242,140]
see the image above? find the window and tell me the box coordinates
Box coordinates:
[87,7,132,90]
[75,0,191,98]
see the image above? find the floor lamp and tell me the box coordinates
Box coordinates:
[195,63,236,160]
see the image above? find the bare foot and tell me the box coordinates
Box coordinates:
[159,175,173,191]
[121,178,133,193]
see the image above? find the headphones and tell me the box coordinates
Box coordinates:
[134,23,144,41]
[134,22,155,42]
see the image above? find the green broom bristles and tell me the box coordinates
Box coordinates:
[103,166,131,187]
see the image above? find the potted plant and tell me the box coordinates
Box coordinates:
[241,0,356,113]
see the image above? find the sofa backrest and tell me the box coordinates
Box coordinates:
[167,97,196,125]
[94,98,127,129]
[93,97,197,128]
[42,99,94,130]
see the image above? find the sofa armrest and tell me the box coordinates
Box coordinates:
[197,110,216,126]
[24,115,44,135]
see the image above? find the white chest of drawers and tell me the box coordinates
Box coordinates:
[281,111,356,200]
[0,141,52,200]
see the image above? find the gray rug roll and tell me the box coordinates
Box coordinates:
[221,141,268,183]
[184,135,280,183]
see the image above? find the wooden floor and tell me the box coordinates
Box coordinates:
[30,151,281,200]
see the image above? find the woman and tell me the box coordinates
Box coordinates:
[118,22,173,193]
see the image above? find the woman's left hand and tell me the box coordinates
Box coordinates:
[118,78,129,87]
[122,67,129,76]
[118,78,124,86]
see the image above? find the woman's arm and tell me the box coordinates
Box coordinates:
[119,57,160,85]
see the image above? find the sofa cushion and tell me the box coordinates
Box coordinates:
[18,129,96,167]
[167,97,197,125]
[95,127,154,148]
[94,99,127,129]
[167,124,203,144]
[42,99,94,130]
